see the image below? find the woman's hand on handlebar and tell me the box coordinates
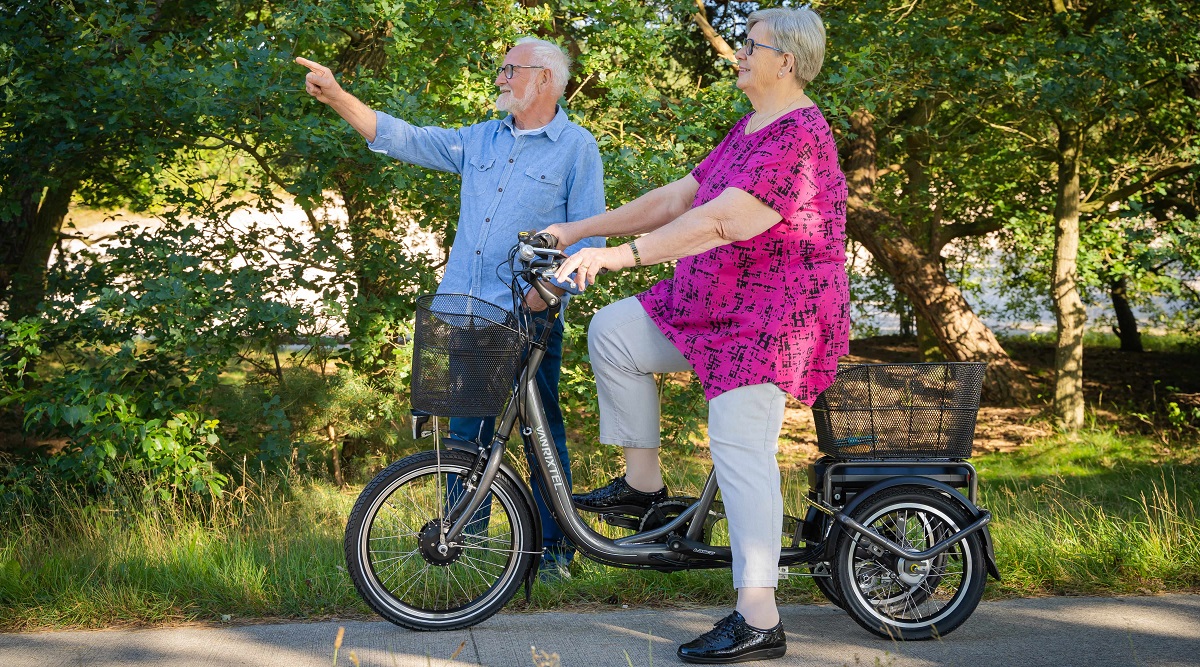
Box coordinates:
[537,223,573,250]
[554,244,637,291]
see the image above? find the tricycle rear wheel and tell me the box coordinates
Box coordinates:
[834,486,987,640]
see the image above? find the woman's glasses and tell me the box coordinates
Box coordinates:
[743,38,785,57]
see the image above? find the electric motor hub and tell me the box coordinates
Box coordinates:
[417,519,462,566]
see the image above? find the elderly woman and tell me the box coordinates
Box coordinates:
[542,6,848,664]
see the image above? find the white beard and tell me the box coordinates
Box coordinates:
[495,87,532,114]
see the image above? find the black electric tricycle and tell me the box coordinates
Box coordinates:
[345,232,1000,640]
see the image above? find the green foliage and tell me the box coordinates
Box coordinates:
[2,427,1197,629]
[1,201,324,499]
[5,0,1197,499]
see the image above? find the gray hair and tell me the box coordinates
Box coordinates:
[747,6,826,88]
[515,37,572,98]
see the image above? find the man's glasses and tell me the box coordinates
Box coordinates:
[497,64,545,80]
[743,38,785,57]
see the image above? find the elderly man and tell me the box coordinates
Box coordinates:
[297,38,605,580]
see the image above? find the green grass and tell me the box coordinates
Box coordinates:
[975,430,1200,596]
[1,428,1197,630]
[0,475,364,629]
[1001,329,1200,353]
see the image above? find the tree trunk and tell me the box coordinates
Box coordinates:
[5,178,78,321]
[1051,125,1087,429]
[327,423,344,487]
[1109,277,1142,352]
[916,315,946,361]
[844,110,1033,405]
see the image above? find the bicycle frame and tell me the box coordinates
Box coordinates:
[436,300,824,571]
[430,236,998,577]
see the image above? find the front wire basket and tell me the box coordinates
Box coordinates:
[410,294,527,418]
[811,362,986,459]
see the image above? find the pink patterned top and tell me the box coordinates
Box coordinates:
[636,106,851,405]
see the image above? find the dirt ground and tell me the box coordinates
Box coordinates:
[772,335,1200,469]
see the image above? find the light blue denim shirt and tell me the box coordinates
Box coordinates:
[367,106,606,311]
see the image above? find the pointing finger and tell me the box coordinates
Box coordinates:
[294,57,327,75]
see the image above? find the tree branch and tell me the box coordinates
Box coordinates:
[691,0,737,64]
[196,131,321,230]
[976,116,1045,146]
[1080,162,1198,213]
[876,163,904,177]
[940,218,1005,243]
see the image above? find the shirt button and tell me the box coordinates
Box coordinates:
[476,250,481,255]
[540,175,545,179]
[498,187,503,192]
[485,217,490,222]
[508,159,514,163]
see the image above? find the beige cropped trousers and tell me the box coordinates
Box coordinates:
[589,297,788,588]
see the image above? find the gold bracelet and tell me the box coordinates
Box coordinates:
[628,240,642,266]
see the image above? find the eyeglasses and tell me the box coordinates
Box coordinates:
[496,64,545,80]
[743,38,786,57]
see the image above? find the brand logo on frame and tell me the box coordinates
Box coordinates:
[536,424,564,489]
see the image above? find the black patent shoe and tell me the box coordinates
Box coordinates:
[677,612,786,664]
[571,475,667,515]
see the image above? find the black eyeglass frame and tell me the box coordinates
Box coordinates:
[743,38,786,57]
[497,64,546,80]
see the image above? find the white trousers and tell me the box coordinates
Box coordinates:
[589,297,788,588]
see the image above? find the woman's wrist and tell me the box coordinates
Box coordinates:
[626,239,643,267]
[621,242,639,269]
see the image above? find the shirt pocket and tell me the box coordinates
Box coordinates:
[463,154,496,198]
[517,166,565,215]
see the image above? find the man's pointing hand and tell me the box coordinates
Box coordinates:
[295,57,343,104]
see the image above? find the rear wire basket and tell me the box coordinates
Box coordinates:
[410,294,527,418]
[811,363,986,459]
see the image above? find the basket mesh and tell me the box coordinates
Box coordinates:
[811,363,986,459]
[410,294,526,418]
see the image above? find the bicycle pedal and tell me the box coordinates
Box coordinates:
[601,513,642,530]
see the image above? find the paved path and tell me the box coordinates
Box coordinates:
[2,595,1197,666]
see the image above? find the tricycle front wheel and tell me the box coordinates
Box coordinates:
[344,449,538,630]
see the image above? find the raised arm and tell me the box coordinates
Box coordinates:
[297,56,467,174]
[296,57,377,142]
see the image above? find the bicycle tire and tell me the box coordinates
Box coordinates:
[345,449,538,630]
[834,486,987,640]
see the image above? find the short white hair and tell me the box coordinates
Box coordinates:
[747,6,826,88]
[514,37,571,98]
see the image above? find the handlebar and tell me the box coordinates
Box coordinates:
[512,230,607,310]
[515,231,566,309]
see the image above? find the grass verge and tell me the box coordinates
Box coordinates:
[1,428,1197,631]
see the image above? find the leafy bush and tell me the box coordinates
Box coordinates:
[0,210,323,501]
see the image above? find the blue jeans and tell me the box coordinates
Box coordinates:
[448,312,574,565]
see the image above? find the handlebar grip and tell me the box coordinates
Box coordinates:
[529,231,559,249]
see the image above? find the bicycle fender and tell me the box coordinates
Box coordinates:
[823,476,1001,581]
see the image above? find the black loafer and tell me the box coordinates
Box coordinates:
[677,611,786,664]
[571,475,667,515]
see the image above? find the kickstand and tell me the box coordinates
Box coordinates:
[523,558,538,601]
